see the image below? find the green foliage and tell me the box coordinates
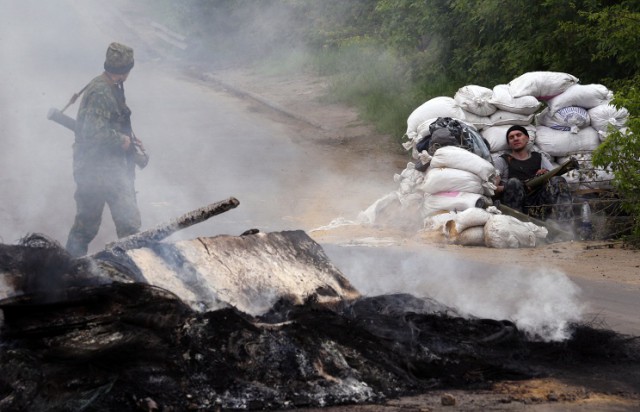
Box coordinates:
[314,38,418,138]
[592,81,640,245]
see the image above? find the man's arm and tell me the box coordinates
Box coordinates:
[76,86,129,151]
[493,156,508,195]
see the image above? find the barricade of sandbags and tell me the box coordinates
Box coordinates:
[421,206,548,248]
[362,71,631,247]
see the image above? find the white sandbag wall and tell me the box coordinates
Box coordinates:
[361,71,630,247]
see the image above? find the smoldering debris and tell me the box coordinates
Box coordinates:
[1,235,639,411]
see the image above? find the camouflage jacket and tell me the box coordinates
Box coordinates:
[73,73,135,182]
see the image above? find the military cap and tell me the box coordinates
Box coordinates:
[104,42,134,74]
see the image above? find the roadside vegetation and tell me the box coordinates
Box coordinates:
[150,0,639,245]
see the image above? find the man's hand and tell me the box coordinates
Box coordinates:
[535,168,549,176]
[120,134,132,150]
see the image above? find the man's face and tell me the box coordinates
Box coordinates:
[507,130,529,151]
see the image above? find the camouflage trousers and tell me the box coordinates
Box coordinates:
[66,178,141,257]
[502,176,574,222]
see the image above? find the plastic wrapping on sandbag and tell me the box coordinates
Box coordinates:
[536,106,590,133]
[418,117,492,162]
[484,214,548,248]
[405,97,465,142]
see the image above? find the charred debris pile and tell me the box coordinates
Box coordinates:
[0,202,638,410]
[1,238,638,411]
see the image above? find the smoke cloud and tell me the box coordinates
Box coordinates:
[0,0,393,253]
[323,244,585,341]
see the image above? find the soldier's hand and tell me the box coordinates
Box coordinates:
[120,134,132,150]
[133,136,145,151]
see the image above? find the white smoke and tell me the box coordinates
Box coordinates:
[323,244,585,341]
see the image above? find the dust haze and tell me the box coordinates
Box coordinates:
[0,0,586,341]
[0,0,353,247]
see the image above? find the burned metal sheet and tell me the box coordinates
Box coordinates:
[126,230,361,313]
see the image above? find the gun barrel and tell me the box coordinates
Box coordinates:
[47,108,77,132]
[525,158,579,190]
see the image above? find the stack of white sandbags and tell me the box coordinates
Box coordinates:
[531,82,627,191]
[419,146,497,217]
[422,206,548,248]
[480,72,581,164]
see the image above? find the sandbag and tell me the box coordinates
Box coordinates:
[508,71,579,99]
[393,162,426,195]
[481,124,536,152]
[484,214,548,248]
[443,207,494,238]
[449,226,486,246]
[588,104,629,134]
[489,110,534,127]
[489,84,541,115]
[420,167,485,195]
[454,85,497,116]
[534,126,600,157]
[558,153,614,190]
[546,83,613,114]
[430,145,497,182]
[422,191,488,217]
[462,110,492,130]
[423,211,458,231]
[536,106,590,133]
[406,97,465,141]
[564,167,614,191]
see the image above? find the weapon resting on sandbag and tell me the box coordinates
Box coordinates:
[525,157,579,191]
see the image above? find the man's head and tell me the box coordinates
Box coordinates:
[104,42,134,75]
[506,125,529,151]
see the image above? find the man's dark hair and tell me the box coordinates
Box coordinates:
[505,125,529,142]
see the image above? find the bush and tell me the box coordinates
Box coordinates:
[592,81,640,246]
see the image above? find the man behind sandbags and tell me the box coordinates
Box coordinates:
[494,125,574,224]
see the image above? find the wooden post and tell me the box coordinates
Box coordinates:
[106,197,240,251]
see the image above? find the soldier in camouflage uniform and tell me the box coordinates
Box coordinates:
[494,125,574,223]
[66,42,148,257]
